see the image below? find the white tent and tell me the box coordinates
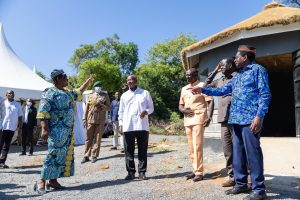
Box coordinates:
[0,23,53,99]
[0,23,86,145]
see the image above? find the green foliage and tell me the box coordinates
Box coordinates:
[136,64,185,118]
[136,33,197,119]
[69,34,139,76]
[69,45,97,69]
[36,71,47,80]
[77,59,122,94]
[37,71,52,83]
[277,0,300,7]
[67,75,80,89]
[170,112,181,123]
[146,33,197,66]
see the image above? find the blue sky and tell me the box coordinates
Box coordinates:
[0,0,272,77]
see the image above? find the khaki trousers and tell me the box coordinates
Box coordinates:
[84,123,105,158]
[185,124,205,175]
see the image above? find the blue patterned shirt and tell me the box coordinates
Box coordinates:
[202,63,271,125]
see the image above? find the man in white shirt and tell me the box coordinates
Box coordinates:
[118,75,154,180]
[0,96,4,136]
[0,90,23,168]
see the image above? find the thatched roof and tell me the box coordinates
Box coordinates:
[181,2,300,69]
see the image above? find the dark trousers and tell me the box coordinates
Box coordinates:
[221,122,234,179]
[0,130,15,164]
[124,131,149,174]
[232,124,265,194]
[21,123,34,154]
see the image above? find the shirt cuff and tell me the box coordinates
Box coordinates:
[202,87,208,94]
[256,110,265,119]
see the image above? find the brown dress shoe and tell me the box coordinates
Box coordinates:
[222,179,235,187]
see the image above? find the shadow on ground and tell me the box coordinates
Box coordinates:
[0,183,38,200]
[265,174,300,199]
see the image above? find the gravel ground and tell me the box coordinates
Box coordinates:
[0,135,299,200]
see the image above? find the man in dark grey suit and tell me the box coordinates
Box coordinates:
[20,99,37,156]
[204,57,236,187]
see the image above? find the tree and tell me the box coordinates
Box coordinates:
[77,58,122,94]
[146,33,197,66]
[36,71,47,80]
[69,34,139,76]
[136,33,197,119]
[136,64,186,119]
[277,0,300,7]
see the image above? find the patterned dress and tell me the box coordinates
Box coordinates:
[37,87,82,180]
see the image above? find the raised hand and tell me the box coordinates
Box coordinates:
[215,63,222,72]
[87,75,94,86]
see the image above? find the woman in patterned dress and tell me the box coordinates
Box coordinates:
[34,69,93,194]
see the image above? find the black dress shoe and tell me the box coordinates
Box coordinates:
[243,191,267,200]
[0,163,9,169]
[193,175,203,182]
[46,183,66,190]
[139,172,148,180]
[185,173,195,180]
[19,152,26,156]
[225,187,251,195]
[124,173,135,180]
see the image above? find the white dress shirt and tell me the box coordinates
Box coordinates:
[0,97,4,130]
[118,88,154,132]
[2,100,23,131]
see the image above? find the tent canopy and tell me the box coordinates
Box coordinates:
[0,23,52,99]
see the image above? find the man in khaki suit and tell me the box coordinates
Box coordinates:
[81,81,110,163]
[179,68,214,182]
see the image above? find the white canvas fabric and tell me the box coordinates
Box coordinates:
[0,23,52,99]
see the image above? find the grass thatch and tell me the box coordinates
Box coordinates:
[181,2,300,69]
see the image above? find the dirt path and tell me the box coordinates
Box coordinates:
[0,135,299,199]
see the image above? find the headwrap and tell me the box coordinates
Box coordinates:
[50,69,65,79]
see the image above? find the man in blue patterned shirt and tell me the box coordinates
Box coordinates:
[189,45,271,200]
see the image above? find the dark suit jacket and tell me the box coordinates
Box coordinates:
[23,106,37,129]
[205,72,236,123]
